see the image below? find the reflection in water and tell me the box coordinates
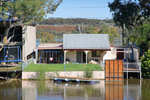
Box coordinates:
[105,82,123,100]
[22,80,105,100]
[124,79,141,100]
[0,80,22,100]
[1,79,150,100]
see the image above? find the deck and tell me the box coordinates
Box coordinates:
[123,68,140,72]
[123,62,141,79]
[0,64,22,72]
[53,76,100,83]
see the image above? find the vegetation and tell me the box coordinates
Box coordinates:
[24,63,103,72]
[37,70,46,80]
[108,0,143,45]
[83,68,93,78]
[141,50,150,78]
[99,26,120,43]
[36,24,120,44]
[129,23,150,55]
[108,0,150,55]
[40,18,115,27]
[0,0,62,50]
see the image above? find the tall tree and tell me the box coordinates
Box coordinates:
[0,0,62,50]
[129,23,150,55]
[108,0,142,45]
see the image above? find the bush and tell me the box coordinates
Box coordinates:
[84,68,93,78]
[141,50,150,78]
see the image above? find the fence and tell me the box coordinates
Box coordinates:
[21,58,34,70]
[124,62,141,71]
[105,60,124,81]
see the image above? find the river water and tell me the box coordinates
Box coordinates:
[0,79,149,100]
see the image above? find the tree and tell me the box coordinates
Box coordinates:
[99,26,120,43]
[0,0,62,50]
[141,50,150,78]
[129,23,150,55]
[39,32,55,43]
[108,0,143,45]
[139,0,150,17]
[84,27,99,34]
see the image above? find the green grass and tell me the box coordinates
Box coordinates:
[23,63,103,72]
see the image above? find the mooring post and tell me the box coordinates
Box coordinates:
[127,62,128,79]
[139,62,142,79]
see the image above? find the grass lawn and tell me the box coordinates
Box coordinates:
[23,63,103,72]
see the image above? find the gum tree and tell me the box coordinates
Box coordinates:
[0,0,62,50]
[108,0,143,45]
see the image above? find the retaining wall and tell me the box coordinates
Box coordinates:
[22,71,105,80]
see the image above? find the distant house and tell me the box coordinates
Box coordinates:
[63,34,110,64]
[0,21,36,63]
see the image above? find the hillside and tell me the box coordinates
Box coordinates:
[39,18,115,27]
[37,18,121,45]
[37,25,101,33]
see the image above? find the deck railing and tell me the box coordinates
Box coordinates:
[124,62,141,79]
[124,62,141,70]
[21,58,34,70]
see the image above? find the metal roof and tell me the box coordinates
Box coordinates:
[35,43,63,50]
[35,47,62,50]
[63,34,110,50]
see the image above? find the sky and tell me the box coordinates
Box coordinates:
[46,0,114,19]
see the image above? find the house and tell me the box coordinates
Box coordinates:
[103,46,140,62]
[0,21,36,63]
[35,34,111,64]
[63,34,110,64]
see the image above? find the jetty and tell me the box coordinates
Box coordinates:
[52,76,100,83]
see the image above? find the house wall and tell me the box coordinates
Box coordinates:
[133,48,139,62]
[22,26,36,61]
[103,47,140,62]
[66,50,76,63]
[103,47,117,61]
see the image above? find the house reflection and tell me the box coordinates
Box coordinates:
[21,79,141,100]
[22,80,105,100]
[0,81,22,100]
[105,82,123,100]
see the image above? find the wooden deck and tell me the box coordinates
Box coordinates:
[123,68,140,72]
[0,66,22,72]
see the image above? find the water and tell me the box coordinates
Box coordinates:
[0,79,150,100]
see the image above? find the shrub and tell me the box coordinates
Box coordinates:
[141,50,150,78]
[84,68,93,78]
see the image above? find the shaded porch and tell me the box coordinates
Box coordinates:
[64,50,106,65]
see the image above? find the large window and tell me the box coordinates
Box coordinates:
[92,51,101,57]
